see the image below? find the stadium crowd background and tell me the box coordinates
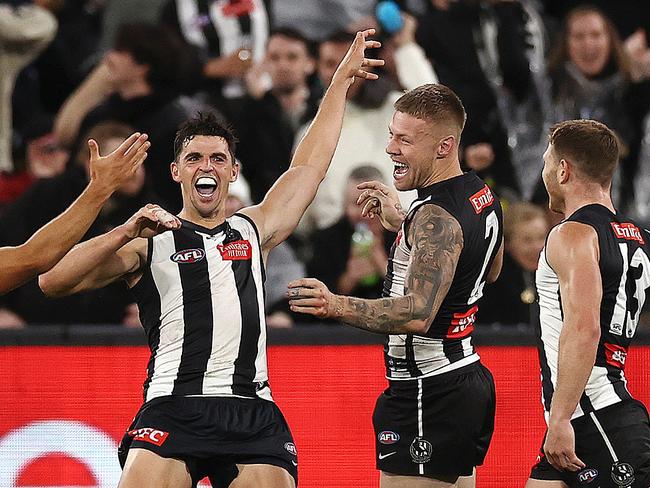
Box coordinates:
[2,0,649,331]
[2,1,650,487]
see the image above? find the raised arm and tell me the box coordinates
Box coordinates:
[543,222,601,473]
[241,29,384,250]
[39,204,181,297]
[288,204,463,334]
[0,133,149,295]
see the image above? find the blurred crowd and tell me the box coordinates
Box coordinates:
[1,0,650,330]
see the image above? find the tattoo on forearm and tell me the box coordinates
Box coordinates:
[394,202,406,221]
[334,205,463,333]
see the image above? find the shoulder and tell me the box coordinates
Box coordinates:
[547,221,599,271]
[407,203,463,250]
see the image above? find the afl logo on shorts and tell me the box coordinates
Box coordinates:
[284,442,297,456]
[409,436,432,464]
[170,248,205,264]
[378,431,400,445]
[611,462,635,487]
[577,468,598,484]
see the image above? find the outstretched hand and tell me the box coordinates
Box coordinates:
[88,132,150,196]
[356,180,406,232]
[122,204,182,239]
[287,278,340,318]
[332,29,384,86]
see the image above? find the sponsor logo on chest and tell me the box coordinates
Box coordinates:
[469,186,494,214]
[218,239,252,260]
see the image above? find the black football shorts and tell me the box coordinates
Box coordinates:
[118,395,298,487]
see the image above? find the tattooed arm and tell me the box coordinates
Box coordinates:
[288,205,463,334]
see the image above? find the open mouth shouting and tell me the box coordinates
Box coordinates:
[393,161,409,181]
[194,176,218,199]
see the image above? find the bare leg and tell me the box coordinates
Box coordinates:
[118,448,192,488]
[456,468,475,488]
[228,464,295,488]
[381,471,458,488]
[524,479,568,488]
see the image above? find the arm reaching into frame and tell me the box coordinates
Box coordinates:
[0,133,150,295]
[288,204,463,334]
[240,29,384,252]
[39,204,181,297]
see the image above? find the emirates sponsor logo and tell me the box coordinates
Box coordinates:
[218,240,252,260]
[127,427,169,446]
[604,343,628,369]
[469,186,494,214]
[611,222,645,244]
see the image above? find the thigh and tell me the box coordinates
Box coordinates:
[228,464,295,488]
[118,448,192,488]
[380,471,457,488]
[456,469,475,488]
[524,480,568,488]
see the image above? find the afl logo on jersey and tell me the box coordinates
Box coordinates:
[469,185,494,214]
[170,248,205,264]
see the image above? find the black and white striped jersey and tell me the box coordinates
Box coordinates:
[536,204,650,420]
[383,172,504,380]
[164,0,269,97]
[131,213,272,403]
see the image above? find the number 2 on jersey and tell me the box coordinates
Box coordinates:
[468,210,499,305]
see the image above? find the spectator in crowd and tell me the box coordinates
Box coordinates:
[308,166,394,305]
[0,114,69,209]
[233,27,322,204]
[300,19,436,233]
[0,121,160,327]
[53,22,192,212]
[414,0,537,197]
[13,0,105,123]
[479,202,549,327]
[544,5,650,211]
[161,0,270,108]
[0,1,56,172]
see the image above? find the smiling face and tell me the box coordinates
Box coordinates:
[267,34,313,94]
[567,11,611,77]
[171,135,239,220]
[386,111,453,191]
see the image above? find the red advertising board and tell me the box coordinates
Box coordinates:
[1,345,649,487]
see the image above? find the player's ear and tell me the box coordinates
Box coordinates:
[558,158,570,184]
[437,135,455,159]
[230,160,240,183]
[171,161,181,183]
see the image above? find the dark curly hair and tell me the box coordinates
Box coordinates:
[173,112,238,162]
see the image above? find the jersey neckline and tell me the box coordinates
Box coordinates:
[179,217,229,235]
[416,171,474,200]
